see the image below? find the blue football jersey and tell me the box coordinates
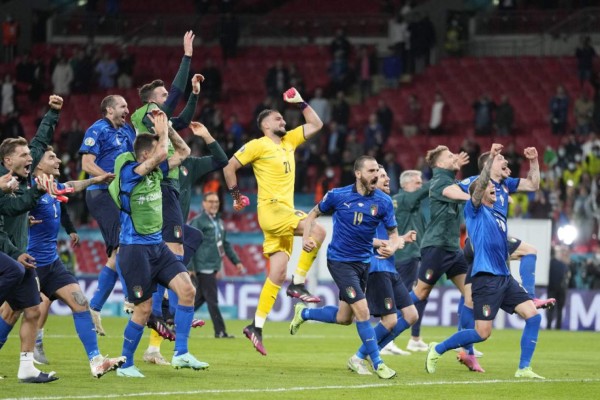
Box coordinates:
[319,184,397,263]
[27,183,65,266]
[79,119,136,190]
[118,160,170,245]
[464,200,510,277]
[457,175,520,218]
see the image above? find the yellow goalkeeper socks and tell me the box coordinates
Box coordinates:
[255,278,281,328]
[293,237,321,285]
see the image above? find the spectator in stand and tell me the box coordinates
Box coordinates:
[584,143,600,176]
[219,13,239,63]
[495,95,514,136]
[459,137,480,178]
[381,151,402,194]
[2,15,19,62]
[116,47,135,89]
[288,63,306,95]
[326,121,345,165]
[227,114,244,149]
[388,12,408,70]
[428,91,445,135]
[329,51,351,95]
[345,131,363,161]
[309,87,331,125]
[473,94,495,136]
[550,85,569,135]
[51,57,74,96]
[62,119,85,160]
[575,36,596,88]
[331,91,350,130]
[504,142,523,178]
[364,113,385,153]
[590,72,600,131]
[528,190,552,219]
[1,74,15,116]
[265,59,289,99]
[339,149,356,186]
[30,56,45,102]
[574,92,594,136]
[330,28,352,62]
[445,17,463,57]
[355,46,376,103]
[70,48,92,94]
[314,166,337,203]
[49,47,64,77]
[201,58,222,102]
[402,94,422,137]
[95,52,118,89]
[0,110,24,141]
[376,99,394,141]
[15,53,35,93]
[547,246,570,330]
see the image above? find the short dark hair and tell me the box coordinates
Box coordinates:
[354,155,376,171]
[0,137,28,161]
[478,152,490,172]
[100,95,121,117]
[138,80,165,104]
[133,134,158,159]
[256,109,277,131]
[203,192,219,201]
[425,145,449,168]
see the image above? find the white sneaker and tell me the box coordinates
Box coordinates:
[455,347,484,358]
[380,341,411,356]
[347,355,372,375]
[90,309,105,336]
[407,338,428,352]
[143,350,170,366]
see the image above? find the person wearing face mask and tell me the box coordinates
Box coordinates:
[314,166,336,203]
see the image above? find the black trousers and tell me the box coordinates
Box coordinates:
[192,272,226,335]
[546,288,567,330]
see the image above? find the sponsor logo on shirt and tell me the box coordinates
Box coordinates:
[136,191,161,205]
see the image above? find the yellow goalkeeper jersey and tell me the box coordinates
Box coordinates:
[234,126,305,208]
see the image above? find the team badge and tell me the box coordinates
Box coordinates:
[84,137,95,146]
[425,269,434,281]
[174,225,182,239]
[133,286,143,299]
[346,287,356,299]
[384,297,393,310]
[370,204,378,216]
[181,166,188,176]
[482,305,491,317]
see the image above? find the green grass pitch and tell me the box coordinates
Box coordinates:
[1,316,599,399]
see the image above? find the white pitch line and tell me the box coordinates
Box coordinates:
[4,378,600,400]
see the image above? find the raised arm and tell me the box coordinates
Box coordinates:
[471,143,503,208]
[162,31,194,117]
[30,95,63,166]
[171,74,203,131]
[186,122,228,175]
[166,126,191,170]
[517,147,540,192]
[283,87,323,140]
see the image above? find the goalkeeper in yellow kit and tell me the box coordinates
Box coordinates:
[223,87,325,355]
